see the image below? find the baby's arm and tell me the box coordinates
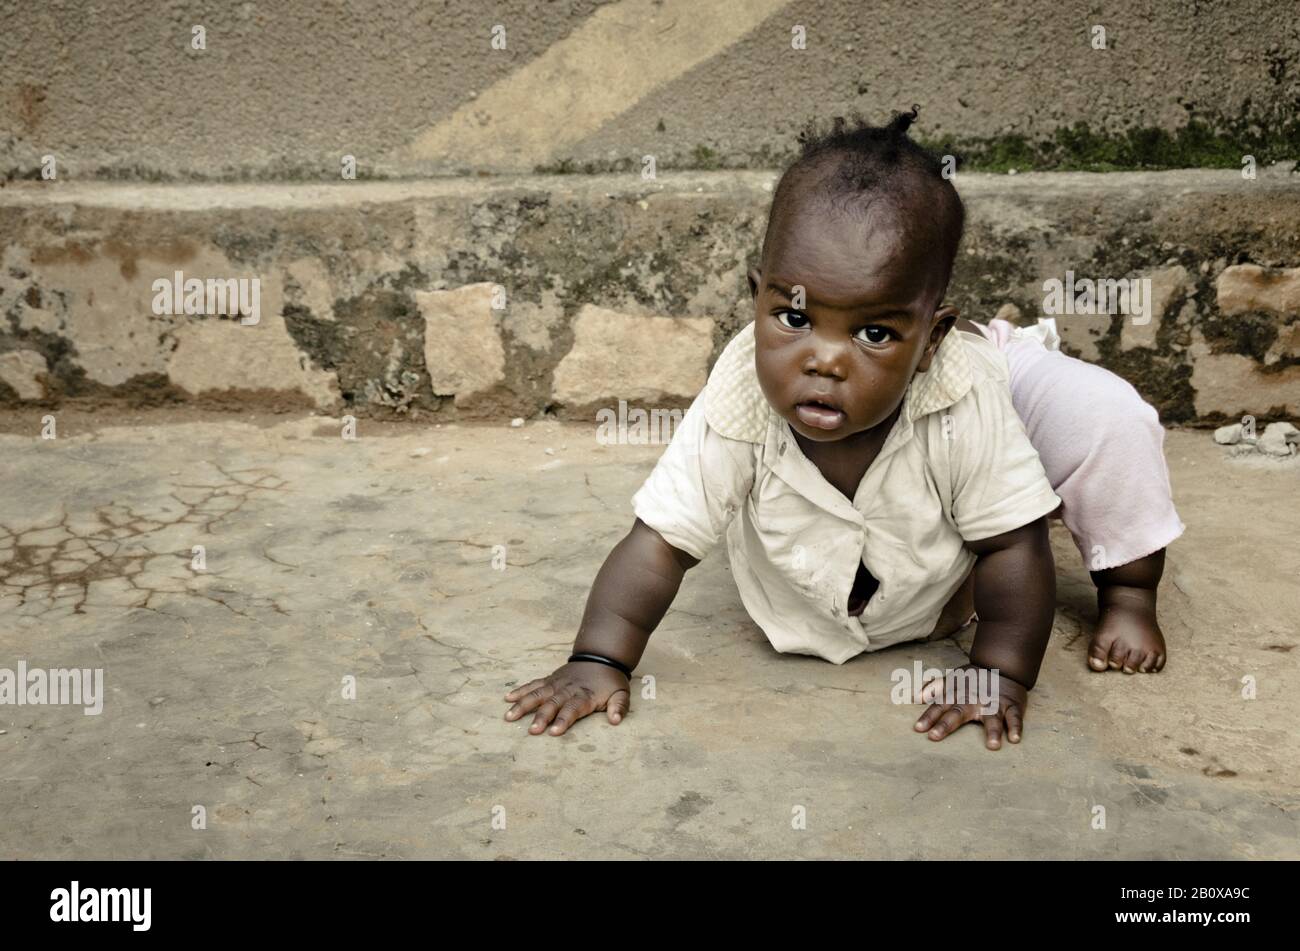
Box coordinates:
[965,517,1056,689]
[917,356,1064,748]
[504,390,751,737]
[503,518,697,736]
[914,516,1055,749]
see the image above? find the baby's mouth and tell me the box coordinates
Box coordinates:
[794,399,846,431]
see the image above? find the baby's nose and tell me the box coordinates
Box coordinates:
[803,347,848,378]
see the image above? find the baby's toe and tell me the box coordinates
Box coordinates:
[1115,644,1144,673]
[1109,641,1134,671]
[1087,632,1117,671]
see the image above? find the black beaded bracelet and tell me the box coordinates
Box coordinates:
[568,652,633,678]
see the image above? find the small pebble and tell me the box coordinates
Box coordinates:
[1214,423,1242,445]
[1258,422,1298,456]
[510,418,524,428]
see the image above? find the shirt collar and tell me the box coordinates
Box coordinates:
[704,320,974,444]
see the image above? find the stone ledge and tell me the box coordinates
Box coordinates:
[2,168,1298,423]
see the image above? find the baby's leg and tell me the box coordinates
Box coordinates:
[1090,548,1166,672]
[959,318,1184,673]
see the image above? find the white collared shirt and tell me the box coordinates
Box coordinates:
[631,322,1062,664]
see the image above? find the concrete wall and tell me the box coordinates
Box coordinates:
[2,168,1298,425]
[3,0,1298,179]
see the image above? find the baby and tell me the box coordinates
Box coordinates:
[505,109,1183,748]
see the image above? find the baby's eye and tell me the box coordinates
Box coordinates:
[855,326,893,344]
[776,310,810,330]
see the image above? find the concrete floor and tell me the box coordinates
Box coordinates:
[0,410,1296,859]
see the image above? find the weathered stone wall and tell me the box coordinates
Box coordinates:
[1,167,1298,425]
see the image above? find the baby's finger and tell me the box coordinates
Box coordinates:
[926,705,969,741]
[923,675,958,704]
[503,683,557,721]
[527,693,566,734]
[606,689,631,724]
[982,714,1005,751]
[914,702,953,733]
[503,678,546,702]
[547,694,594,736]
[1005,705,1024,743]
[919,675,943,704]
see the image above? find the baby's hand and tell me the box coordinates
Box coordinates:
[503,661,631,736]
[912,664,1028,750]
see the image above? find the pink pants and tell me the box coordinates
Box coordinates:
[968,318,1185,571]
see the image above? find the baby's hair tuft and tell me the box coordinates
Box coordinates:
[763,105,965,300]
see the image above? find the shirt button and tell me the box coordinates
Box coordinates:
[778,441,786,455]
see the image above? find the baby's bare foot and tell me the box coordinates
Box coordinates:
[1088,586,1166,673]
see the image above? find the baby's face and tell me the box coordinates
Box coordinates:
[750,202,956,443]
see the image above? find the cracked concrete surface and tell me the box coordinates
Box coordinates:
[0,411,1296,859]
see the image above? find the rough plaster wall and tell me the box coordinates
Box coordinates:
[580,0,1300,165]
[2,0,1298,177]
[0,0,614,177]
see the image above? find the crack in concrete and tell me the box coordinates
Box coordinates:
[214,731,271,752]
[260,546,300,569]
[0,463,288,619]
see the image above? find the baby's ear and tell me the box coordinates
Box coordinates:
[747,267,762,301]
[916,306,960,372]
